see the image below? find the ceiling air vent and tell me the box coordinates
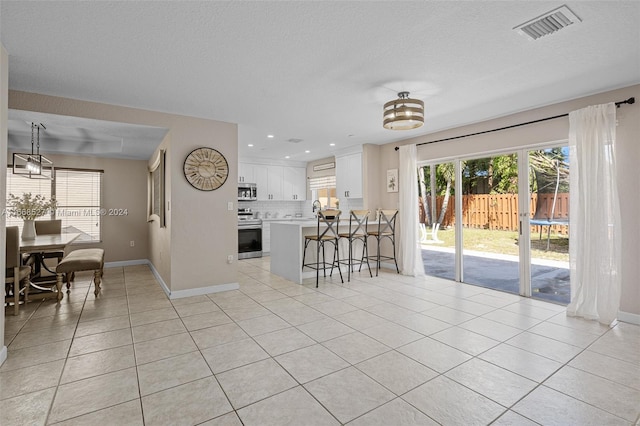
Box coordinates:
[287,138,303,143]
[514,5,581,40]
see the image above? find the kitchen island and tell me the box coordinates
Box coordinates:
[270,220,319,284]
[270,220,375,284]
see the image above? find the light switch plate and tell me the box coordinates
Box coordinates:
[228,201,233,211]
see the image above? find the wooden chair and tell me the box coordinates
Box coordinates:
[5,226,32,315]
[338,210,372,282]
[368,209,400,276]
[302,209,344,287]
[35,219,65,262]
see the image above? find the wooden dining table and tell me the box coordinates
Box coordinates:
[20,233,81,299]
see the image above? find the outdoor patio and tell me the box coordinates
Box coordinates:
[421,246,570,305]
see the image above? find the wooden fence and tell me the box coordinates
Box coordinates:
[420,193,569,235]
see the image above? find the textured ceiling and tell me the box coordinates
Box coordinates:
[1,1,639,161]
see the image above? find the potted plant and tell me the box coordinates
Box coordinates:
[8,193,58,240]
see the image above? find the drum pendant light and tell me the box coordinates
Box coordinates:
[383,91,424,130]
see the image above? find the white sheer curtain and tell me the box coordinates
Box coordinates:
[566,102,621,325]
[398,144,426,277]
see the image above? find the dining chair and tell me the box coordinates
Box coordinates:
[302,209,344,287]
[367,209,400,276]
[5,226,32,315]
[338,210,372,282]
[35,219,65,264]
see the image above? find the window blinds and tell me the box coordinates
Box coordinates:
[5,168,103,242]
[308,176,336,190]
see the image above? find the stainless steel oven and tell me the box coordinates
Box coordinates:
[238,209,262,259]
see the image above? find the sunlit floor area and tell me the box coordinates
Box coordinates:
[2,260,639,425]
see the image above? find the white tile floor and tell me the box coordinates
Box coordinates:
[2,258,639,425]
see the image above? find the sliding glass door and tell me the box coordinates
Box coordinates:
[460,153,521,295]
[527,147,570,303]
[420,144,571,304]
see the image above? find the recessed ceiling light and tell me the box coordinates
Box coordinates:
[305,150,310,153]
[267,134,274,138]
[329,143,335,146]
[248,144,254,147]
[285,155,290,159]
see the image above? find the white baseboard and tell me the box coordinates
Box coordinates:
[618,310,640,325]
[143,260,239,299]
[167,283,240,300]
[105,259,238,299]
[104,259,149,268]
[0,345,7,367]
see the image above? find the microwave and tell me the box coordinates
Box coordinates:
[238,183,257,201]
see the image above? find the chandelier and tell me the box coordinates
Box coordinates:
[13,122,54,179]
[383,91,424,130]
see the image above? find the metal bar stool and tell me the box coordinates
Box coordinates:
[302,209,344,287]
[367,209,400,276]
[338,210,372,282]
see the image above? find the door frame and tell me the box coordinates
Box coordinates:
[418,139,568,298]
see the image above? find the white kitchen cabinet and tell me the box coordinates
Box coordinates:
[253,165,269,200]
[336,152,362,199]
[266,165,284,200]
[241,162,306,201]
[238,162,255,183]
[283,166,307,201]
[262,221,271,253]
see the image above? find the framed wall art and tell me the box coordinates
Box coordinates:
[387,168,398,193]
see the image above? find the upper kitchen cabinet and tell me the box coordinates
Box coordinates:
[240,159,307,201]
[253,164,284,200]
[238,162,255,183]
[283,167,307,201]
[336,152,362,199]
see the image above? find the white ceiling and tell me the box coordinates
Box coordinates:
[1,1,639,162]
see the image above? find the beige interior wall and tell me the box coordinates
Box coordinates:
[5,152,150,262]
[1,45,9,360]
[362,143,381,219]
[9,91,239,293]
[380,84,640,316]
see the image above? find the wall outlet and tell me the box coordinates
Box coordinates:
[228,201,233,211]
[227,255,233,264]
[130,240,135,247]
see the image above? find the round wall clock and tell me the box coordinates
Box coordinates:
[183,147,229,191]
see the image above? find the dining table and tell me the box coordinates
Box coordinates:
[20,233,81,298]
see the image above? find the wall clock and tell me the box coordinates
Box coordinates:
[183,147,229,191]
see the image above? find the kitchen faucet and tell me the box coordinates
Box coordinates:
[312,200,322,215]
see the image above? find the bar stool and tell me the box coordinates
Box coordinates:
[338,210,372,282]
[302,209,344,287]
[368,209,400,276]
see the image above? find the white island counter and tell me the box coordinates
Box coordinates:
[270,221,319,284]
[270,220,376,284]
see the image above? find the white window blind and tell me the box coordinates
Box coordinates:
[55,169,103,242]
[5,168,103,242]
[308,176,336,190]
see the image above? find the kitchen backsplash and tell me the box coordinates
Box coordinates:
[238,198,364,219]
[238,200,306,219]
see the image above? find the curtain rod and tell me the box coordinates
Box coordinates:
[394,97,635,151]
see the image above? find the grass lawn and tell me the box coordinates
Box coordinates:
[429,227,569,262]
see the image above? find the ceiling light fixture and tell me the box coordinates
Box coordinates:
[248,144,254,147]
[383,91,424,130]
[267,134,274,138]
[329,143,335,147]
[13,122,54,179]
